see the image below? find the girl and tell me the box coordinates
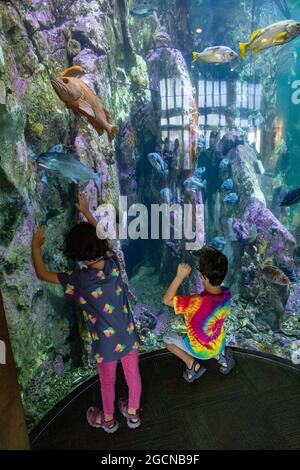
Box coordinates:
[31,193,142,433]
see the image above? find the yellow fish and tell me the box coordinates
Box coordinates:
[240,20,300,59]
[59,65,86,78]
[193,46,238,64]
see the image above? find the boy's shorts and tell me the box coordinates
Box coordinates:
[163,331,226,360]
[163,331,203,360]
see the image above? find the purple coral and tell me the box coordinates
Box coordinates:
[245,198,296,265]
[216,128,245,156]
[53,356,64,375]
[232,218,251,240]
[153,313,171,334]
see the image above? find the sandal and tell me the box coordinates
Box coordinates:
[183,360,206,383]
[118,398,141,429]
[86,406,119,434]
[218,348,235,375]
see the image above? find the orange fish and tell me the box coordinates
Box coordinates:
[51,66,119,142]
[59,65,86,78]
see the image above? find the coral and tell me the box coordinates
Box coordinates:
[67,39,81,57]
[216,128,246,156]
[0,0,131,431]
[0,167,24,247]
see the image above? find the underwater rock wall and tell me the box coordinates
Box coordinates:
[1,0,300,430]
[217,130,296,316]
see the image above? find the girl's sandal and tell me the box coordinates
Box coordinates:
[183,360,206,383]
[118,398,141,429]
[86,406,119,434]
[218,348,235,375]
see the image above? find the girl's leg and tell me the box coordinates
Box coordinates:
[98,360,118,421]
[121,350,142,415]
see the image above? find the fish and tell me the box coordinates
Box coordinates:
[221,178,234,191]
[130,3,156,17]
[160,187,173,204]
[219,158,229,170]
[41,175,49,184]
[193,46,238,64]
[210,236,226,251]
[280,186,300,206]
[224,192,239,204]
[183,175,206,192]
[198,135,206,148]
[48,143,65,153]
[261,265,290,286]
[277,264,297,283]
[239,20,300,59]
[59,65,86,78]
[248,111,265,125]
[51,71,119,142]
[147,153,168,175]
[37,152,101,189]
[194,167,206,178]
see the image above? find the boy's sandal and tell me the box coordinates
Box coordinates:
[218,348,235,375]
[86,406,119,434]
[183,360,206,383]
[118,398,141,429]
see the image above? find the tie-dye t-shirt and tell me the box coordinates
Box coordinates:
[57,250,139,363]
[173,288,231,359]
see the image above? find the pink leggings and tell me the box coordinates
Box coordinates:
[97,350,142,416]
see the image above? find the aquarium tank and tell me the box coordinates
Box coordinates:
[1,0,300,430]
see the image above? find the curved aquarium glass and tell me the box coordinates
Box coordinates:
[1,0,300,429]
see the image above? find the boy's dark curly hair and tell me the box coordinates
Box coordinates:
[63,222,108,261]
[197,245,228,286]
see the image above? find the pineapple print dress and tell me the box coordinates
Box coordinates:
[58,250,139,363]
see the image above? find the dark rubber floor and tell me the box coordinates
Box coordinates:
[31,351,300,450]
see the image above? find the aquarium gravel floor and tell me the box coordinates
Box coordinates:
[31,351,300,450]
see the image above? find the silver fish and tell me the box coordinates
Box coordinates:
[194,167,206,178]
[224,192,239,204]
[148,153,169,175]
[210,236,226,251]
[193,46,238,64]
[160,187,173,204]
[221,178,234,191]
[183,176,206,192]
[37,152,101,189]
[130,3,156,17]
[219,158,229,170]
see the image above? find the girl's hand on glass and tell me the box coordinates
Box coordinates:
[32,226,46,248]
[76,192,90,214]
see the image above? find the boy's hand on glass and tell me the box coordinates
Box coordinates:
[76,192,90,215]
[176,263,192,281]
[32,226,46,248]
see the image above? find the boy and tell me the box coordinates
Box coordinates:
[162,246,234,382]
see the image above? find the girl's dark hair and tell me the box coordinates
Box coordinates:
[63,222,108,261]
[197,245,228,286]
